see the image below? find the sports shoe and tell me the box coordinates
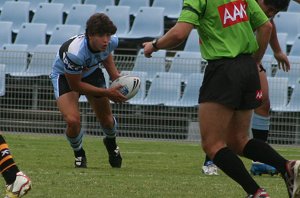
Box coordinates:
[250,161,279,176]
[246,188,270,198]
[103,137,122,168]
[74,155,87,168]
[202,161,219,175]
[5,171,31,198]
[282,160,300,198]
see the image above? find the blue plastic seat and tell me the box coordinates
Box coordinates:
[0,1,30,33]
[14,23,47,51]
[265,33,288,55]
[119,7,164,40]
[0,64,5,96]
[275,55,300,88]
[84,0,115,13]
[184,29,200,52]
[152,0,182,19]
[48,24,81,45]
[51,0,82,14]
[104,6,130,37]
[0,44,28,74]
[289,34,300,56]
[19,0,48,13]
[0,21,13,45]
[118,0,149,16]
[287,0,300,12]
[31,3,64,35]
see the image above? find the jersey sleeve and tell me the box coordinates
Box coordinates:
[62,52,84,74]
[177,0,206,27]
[247,0,269,30]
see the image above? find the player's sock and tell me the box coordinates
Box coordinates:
[213,147,259,195]
[243,139,287,174]
[0,135,20,185]
[204,155,212,165]
[66,130,84,154]
[252,113,270,142]
[102,117,117,139]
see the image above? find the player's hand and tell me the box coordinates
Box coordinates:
[274,51,290,72]
[106,85,127,103]
[142,42,155,58]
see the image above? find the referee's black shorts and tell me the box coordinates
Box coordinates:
[198,54,262,110]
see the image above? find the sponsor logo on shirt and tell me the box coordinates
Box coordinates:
[256,89,263,100]
[218,0,248,28]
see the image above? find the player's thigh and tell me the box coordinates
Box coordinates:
[259,70,269,102]
[87,96,114,126]
[226,109,252,154]
[57,91,81,122]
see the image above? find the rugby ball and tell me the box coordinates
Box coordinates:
[110,75,141,100]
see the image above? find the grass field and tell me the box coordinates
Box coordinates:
[1,133,299,198]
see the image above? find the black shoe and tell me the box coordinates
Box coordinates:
[103,137,122,168]
[74,149,87,168]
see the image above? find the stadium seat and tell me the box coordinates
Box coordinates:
[184,29,200,52]
[48,24,81,45]
[84,0,115,13]
[10,44,60,77]
[104,6,130,37]
[168,51,202,83]
[0,0,13,12]
[0,44,29,74]
[31,3,64,35]
[152,0,182,19]
[120,71,147,104]
[261,54,276,77]
[273,12,300,46]
[265,33,288,55]
[118,0,149,16]
[289,34,300,56]
[273,80,300,112]
[132,49,166,81]
[0,1,30,33]
[65,4,97,34]
[14,23,47,51]
[118,7,164,40]
[0,64,5,96]
[275,55,300,88]
[267,77,289,110]
[19,0,48,13]
[51,0,82,14]
[133,72,182,105]
[165,73,204,107]
[0,21,13,45]
[287,0,300,12]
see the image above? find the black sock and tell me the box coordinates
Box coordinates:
[213,147,259,195]
[243,139,287,174]
[74,148,85,157]
[252,129,268,142]
[204,155,211,165]
[2,165,19,185]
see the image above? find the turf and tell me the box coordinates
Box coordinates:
[1,133,299,198]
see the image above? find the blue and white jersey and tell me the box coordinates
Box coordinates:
[51,34,118,78]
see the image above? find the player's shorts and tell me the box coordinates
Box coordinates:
[50,68,106,99]
[198,54,262,110]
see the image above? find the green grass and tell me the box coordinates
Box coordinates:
[1,133,299,198]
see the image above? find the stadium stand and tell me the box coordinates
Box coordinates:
[118,0,150,16]
[31,3,64,36]
[261,54,276,77]
[118,7,164,40]
[273,12,300,46]
[14,23,47,51]
[289,34,300,56]
[51,0,82,14]
[265,33,288,55]
[104,6,131,37]
[267,77,289,110]
[133,72,182,105]
[84,0,115,13]
[168,51,202,83]
[275,55,300,88]
[0,1,30,33]
[0,21,13,45]
[151,0,182,19]
[0,64,5,96]
[287,0,300,12]
[65,4,97,34]
[132,49,166,81]
[183,29,200,52]
[0,44,28,74]
[48,24,81,45]
[165,73,204,107]
[19,0,48,13]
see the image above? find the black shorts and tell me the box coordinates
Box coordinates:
[198,54,262,110]
[57,68,107,97]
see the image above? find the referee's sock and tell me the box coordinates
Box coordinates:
[213,147,259,195]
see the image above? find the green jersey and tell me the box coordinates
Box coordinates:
[178,0,268,60]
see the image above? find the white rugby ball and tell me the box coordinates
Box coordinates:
[110,75,141,100]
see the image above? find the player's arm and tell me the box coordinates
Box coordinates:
[143,22,194,58]
[269,19,290,71]
[102,53,120,81]
[252,21,273,65]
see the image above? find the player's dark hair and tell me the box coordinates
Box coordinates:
[264,0,290,11]
[85,13,117,36]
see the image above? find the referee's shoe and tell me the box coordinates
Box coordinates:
[103,137,122,168]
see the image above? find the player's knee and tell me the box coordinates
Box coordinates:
[101,116,115,129]
[65,115,81,129]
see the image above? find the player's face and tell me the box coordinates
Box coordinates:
[88,34,111,52]
[258,0,279,17]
